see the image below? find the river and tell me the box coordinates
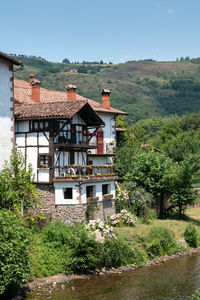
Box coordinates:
[27,253,200,300]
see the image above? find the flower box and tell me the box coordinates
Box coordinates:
[103,194,113,201]
[87,196,99,203]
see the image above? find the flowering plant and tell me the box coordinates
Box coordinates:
[109,209,137,227]
[86,220,115,243]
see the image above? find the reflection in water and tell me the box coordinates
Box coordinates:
[27,253,200,300]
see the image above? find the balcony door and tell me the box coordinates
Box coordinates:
[97,128,104,154]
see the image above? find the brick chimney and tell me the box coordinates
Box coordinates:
[101,89,111,109]
[29,75,40,102]
[66,84,77,100]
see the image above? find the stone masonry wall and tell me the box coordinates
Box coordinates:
[34,184,115,224]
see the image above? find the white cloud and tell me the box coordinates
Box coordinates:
[168,9,175,14]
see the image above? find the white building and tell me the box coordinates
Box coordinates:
[0,51,21,169]
[14,76,127,223]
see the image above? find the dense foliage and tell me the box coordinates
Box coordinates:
[184,224,198,248]
[116,113,200,218]
[0,149,38,213]
[147,227,178,257]
[29,221,134,277]
[0,210,29,295]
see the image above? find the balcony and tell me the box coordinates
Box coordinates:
[54,164,116,181]
[54,126,97,150]
[88,142,116,156]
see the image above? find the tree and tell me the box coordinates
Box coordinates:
[125,151,173,218]
[165,131,200,163]
[169,155,200,215]
[62,58,70,64]
[0,149,38,213]
[0,210,29,295]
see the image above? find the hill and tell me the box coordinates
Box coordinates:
[12,55,200,123]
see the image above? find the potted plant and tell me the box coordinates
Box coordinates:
[95,173,102,178]
[87,196,99,203]
[103,194,113,201]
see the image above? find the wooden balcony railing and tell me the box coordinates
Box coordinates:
[54,164,116,180]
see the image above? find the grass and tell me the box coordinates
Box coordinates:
[114,207,200,251]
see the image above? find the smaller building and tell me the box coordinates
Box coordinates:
[0,51,21,169]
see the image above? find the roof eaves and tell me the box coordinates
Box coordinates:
[0,51,22,66]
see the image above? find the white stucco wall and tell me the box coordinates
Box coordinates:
[72,113,86,125]
[54,181,80,205]
[0,59,13,169]
[81,180,115,203]
[54,180,115,205]
[89,112,116,155]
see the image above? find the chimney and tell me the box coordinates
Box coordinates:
[66,84,77,100]
[29,75,40,102]
[101,89,111,109]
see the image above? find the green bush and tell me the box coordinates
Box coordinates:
[147,226,177,257]
[101,237,134,268]
[30,221,135,276]
[191,288,200,300]
[42,221,102,274]
[184,224,198,248]
[0,210,29,295]
[64,227,102,274]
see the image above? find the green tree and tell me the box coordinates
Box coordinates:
[62,58,70,64]
[0,149,38,213]
[125,151,173,218]
[165,131,200,162]
[169,156,200,214]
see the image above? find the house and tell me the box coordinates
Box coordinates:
[14,75,127,223]
[0,51,21,170]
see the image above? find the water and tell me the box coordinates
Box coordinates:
[27,253,200,300]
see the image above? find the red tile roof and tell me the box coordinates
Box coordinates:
[14,101,87,119]
[15,101,105,126]
[0,51,22,65]
[14,78,127,115]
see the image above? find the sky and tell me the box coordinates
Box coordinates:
[1,0,200,63]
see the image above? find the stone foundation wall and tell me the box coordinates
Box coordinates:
[33,184,115,224]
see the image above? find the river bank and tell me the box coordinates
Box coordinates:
[11,207,200,299]
[13,246,200,300]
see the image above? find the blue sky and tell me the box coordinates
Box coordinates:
[1,0,200,63]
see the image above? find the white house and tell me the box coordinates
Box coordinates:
[14,76,127,223]
[0,51,21,169]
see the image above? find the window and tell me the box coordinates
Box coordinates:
[102,184,110,195]
[64,188,73,199]
[86,186,94,198]
[30,121,49,132]
[70,151,74,165]
[38,154,51,168]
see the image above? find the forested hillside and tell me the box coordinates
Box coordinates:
[13,54,200,123]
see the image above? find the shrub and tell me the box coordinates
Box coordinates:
[147,227,177,257]
[64,225,102,274]
[42,221,102,274]
[109,209,137,227]
[101,237,134,268]
[191,288,200,300]
[32,221,135,275]
[0,210,29,295]
[184,224,198,248]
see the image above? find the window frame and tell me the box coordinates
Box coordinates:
[63,188,73,200]
[38,154,52,168]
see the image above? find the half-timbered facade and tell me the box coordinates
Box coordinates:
[14,76,126,223]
